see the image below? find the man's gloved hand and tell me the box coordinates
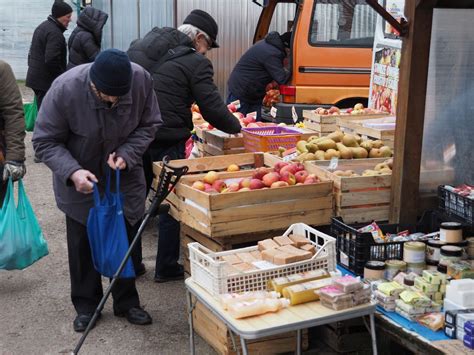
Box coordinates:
[2,160,26,182]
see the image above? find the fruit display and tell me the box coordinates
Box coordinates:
[332,158,393,177]
[263,81,281,108]
[294,130,393,162]
[190,162,320,194]
[313,103,385,116]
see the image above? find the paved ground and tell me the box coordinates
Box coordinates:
[0,130,214,354]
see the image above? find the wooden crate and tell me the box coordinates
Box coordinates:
[172,155,333,238]
[312,319,371,353]
[192,296,308,355]
[180,223,286,275]
[307,158,391,223]
[337,116,395,149]
[303,110,388,137]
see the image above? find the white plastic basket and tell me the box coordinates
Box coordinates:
[188,223,336,297]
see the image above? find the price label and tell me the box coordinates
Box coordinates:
[283,152,298,162]
[291,106,298,123]
[340,251,349,267]
[270,106,277,118]
[328,157,339,170]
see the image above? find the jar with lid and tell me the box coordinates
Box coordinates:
[439,245,463,267]
[384,260,407,280]
[406,262,426,275]
[426,260,438,271]
[404,242,426,263]
[364,261,385,280]
[426,239,446,263]
[440,222,463,243]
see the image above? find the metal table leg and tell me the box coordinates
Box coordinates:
[240,337,248,355]
[186,290,195,355]
[370,313,378,355]
[296,329,302,355]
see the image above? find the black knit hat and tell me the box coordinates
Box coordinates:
[280,32,292,48]
[89,49,132,96]
[52,1,73,18]
[183,9,219,48]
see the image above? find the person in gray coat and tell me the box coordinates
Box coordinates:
[32,49,161,332]
[67,6,108,69]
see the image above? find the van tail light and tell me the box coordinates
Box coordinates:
[279,85,296,103]
[279,85,296,96]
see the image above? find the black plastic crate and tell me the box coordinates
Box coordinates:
[438,185,474,225]
[330,211,452,276]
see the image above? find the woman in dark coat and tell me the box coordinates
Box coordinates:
[67,7,108,69]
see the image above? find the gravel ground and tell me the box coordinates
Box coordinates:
[0,131,214,353]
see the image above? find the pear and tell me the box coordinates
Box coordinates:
[342,134,359,147]
[354,134,362,144]
[296,140,309,153]
[369,148,383,158]
[379,168,393,174]
[336,143,353,159]
[350,147,369,159]
[372,140,384,149]
[316,139,337,151]
[324,149,340,160]
[305,143,319,153]
[314,150,326,160]
[327,130,344,143]
[360,140,373,152]
[380,146,393,157]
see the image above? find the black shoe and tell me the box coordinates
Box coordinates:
[135,263,147,277]
[154,264,184,283]
[73,313,98,333]
[114,306,152,325]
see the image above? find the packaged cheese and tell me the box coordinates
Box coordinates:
[261,249,298,265]
[282,278,334,305]
[227,298,290,319]
[258,239,279,251]
[273,235,295,247]
[269,269,329,293]
[221,254,241,265]
[232,263,256,273]
[277,245,312,261]
[300,244,316,255]
[220,291,280,310]
[333,275,363,293]
[288,234,310,247]
[236,252,258,264]
[250,250,262,260]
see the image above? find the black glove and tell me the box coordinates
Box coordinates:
[2,160,26,182]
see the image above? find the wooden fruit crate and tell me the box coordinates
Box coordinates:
[180,223,287,275]
[196,127,316,156]
[336,116,396,149]
[192,296,308,355]
[303,110,388,137]
[154,153,333,238]
[308,158,391,223]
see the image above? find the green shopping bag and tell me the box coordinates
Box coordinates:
[23,97,38,132]
[0,178,49,270]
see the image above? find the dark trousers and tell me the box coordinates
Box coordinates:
[227,92,262,121]
[33,89,47,110]
[0,182,6,209]
[143,142,185,277]
[65,216,140,315]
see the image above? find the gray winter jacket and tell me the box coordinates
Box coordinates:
[32,63,162,225]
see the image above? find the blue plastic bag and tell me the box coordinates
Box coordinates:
[0,178,49,270]
[87,169,135,278]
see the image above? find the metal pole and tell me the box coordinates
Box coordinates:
[370,313,378,355]
[296,329,302,355]
[186,291,195,355]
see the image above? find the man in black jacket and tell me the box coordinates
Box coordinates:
[26,1,73,109]
[67,6,108,69]
[227,31,292,120]
[127,9,241,282]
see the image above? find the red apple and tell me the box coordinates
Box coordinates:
[290,162,305,173]
[233,112,244,119]
[192,181,205,191]
[252,167,272,180]
[239,187,251,192]
[239,178,252,189]
[273,162,289,173]
[243,116,256,126]
[227,164,240,172]
[249,179,265,190]
[280,171,296,185]
[227,182,240,192]
[304,178,317,184]
[227,103,237,112]
[271,181,289,188]
[262,172,281,187]
[280,164,297,175]
[212,179,227,193]
[328,106,340,114]
[295,170,309,183]
[203,171,218,184]
[246,122,260,128]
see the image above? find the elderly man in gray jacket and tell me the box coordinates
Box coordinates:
[32,49,161,332]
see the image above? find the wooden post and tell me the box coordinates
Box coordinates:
[390,1,436,223]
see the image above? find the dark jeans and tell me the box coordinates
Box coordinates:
[142,142,185,277]
[33,89,47,110]
[227,92,262,121]
[65,216,140,315]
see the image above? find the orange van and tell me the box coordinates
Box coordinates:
[253,0,377,121]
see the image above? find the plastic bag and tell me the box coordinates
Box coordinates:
[87,169,135,278]
[23,97,38,132]
[0,178,49,270]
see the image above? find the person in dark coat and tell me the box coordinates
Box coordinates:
[67,7,108,69]
[227,31,292,120]
[32,49,161,332]
[26,1,73,109]
[0,60,26,207]
[127,9,241,283]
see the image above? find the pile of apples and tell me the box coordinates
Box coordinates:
[191,162,320,194]
[313,103,384,116]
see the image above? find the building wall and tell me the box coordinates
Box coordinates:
[0,0,77,79]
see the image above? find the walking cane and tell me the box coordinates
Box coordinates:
[72,156,188,354]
